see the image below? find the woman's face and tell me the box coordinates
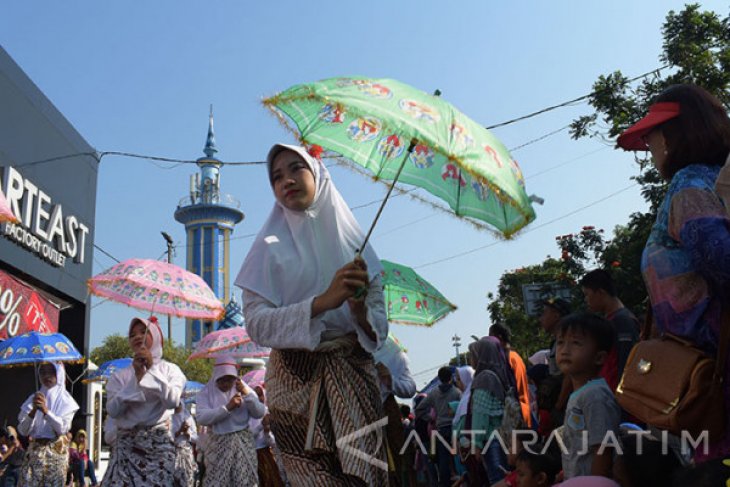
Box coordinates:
[645,128,669,177]
[39,363,57,388]
[270,150,316,211]
[216,375,237,393]
[128,322,153,353]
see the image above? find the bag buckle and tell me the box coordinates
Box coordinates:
[638,359,652,374]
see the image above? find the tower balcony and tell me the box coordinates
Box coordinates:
[174,191,245,228]
[177,191,241,209]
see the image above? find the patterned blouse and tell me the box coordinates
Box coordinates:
[641,163,730,352]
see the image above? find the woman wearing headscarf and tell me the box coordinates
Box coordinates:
[69,429,98,487]
[172,403,198,487]
[451,366,474,485]
[617,84,730,461]
[102,316,186,486]
[16,362,79,487]
[236,143,388,486]
[467,337,514,486]
[196,356,265,486]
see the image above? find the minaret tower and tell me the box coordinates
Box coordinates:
[174,107,244,347]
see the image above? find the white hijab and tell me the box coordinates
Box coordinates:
[453,366,474,427]
[131,316,164,364]
[20,362,79,438]
[197,356,253,434]
[235,144,382,311]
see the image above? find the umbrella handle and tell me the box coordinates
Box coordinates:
[354,138,417,299]
[356,138,417,256]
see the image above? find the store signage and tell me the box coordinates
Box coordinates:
[0,269,59,340]
[2,167,90,268]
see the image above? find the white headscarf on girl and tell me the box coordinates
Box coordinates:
[453,366,474,427]
[19,362,79,438]
[131,316,164,364]
[235,144,383,314]
[196,356,255,434]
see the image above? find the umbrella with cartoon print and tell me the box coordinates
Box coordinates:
[263,76,537,242]
[0,331,83,389]
[380,259,456,326]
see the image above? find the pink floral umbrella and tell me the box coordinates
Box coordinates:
[242,368,265,388]
[88,258,224,320]
[188,327,270,360]
[0,190,19,224]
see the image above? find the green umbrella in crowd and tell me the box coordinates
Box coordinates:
[380,259,456,326]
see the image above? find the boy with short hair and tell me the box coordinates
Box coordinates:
[556,312,621,479]
[514,447,562,487]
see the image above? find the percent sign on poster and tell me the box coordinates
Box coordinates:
[0,286,23,337]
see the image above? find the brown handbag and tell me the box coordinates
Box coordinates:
[615,305,729,442]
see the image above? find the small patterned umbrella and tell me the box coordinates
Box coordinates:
[242,368,265,388]
[84,357,132,383]
[0,190,19,224]
[88,258,224,320]
[0,331,83,366]
[381,260,456,326]
[0,331,84,389]
[188,327,270,360]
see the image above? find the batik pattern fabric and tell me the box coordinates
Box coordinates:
[266,337,387,487]
[17,438,68,487]
[173,441,197,487]
[203,429,258,487]
[102,425,175,487]
[642,163,730,460]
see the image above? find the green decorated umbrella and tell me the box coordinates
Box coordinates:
[380,260,456,326]
[264,76,536,240]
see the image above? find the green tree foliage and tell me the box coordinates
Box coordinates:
[570,3,729,210]
[90,334,212,383]
[487,3,728,366]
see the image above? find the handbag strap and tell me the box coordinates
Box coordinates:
[644,301,729,380]
[715,304,730,380]
[641,304,654,341]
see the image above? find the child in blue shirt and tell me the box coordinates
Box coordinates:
[556,312,621,479]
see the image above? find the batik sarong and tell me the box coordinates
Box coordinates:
[102,425,175,487]
[18,437,68,487]
[204,429,258,487]
[266,334,387,487]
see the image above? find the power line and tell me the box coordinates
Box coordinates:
[93,244,121,264]
[508,125,571,152]
[414,182,639,269]
[485,66,668,130]
[525,146,610,180]
[14,150,266,168]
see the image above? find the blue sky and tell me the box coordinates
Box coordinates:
[3,1,725,387]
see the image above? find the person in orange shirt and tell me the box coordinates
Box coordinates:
[489,324,532,428]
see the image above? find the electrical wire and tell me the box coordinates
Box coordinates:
[485,65,668,130]
[414,182,639,269]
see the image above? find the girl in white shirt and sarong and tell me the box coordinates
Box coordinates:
[236,143,389,486]
[196,356,265,487]
[17,362,79,487]
[103,316,186,486]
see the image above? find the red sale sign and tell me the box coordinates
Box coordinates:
[0,270,59,340]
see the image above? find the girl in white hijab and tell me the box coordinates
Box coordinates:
[236,143,388,486]
[102,316,186,487]
[17,362,79,487]
[196,356,264,487]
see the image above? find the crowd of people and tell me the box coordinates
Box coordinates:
[0,82,728,486]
